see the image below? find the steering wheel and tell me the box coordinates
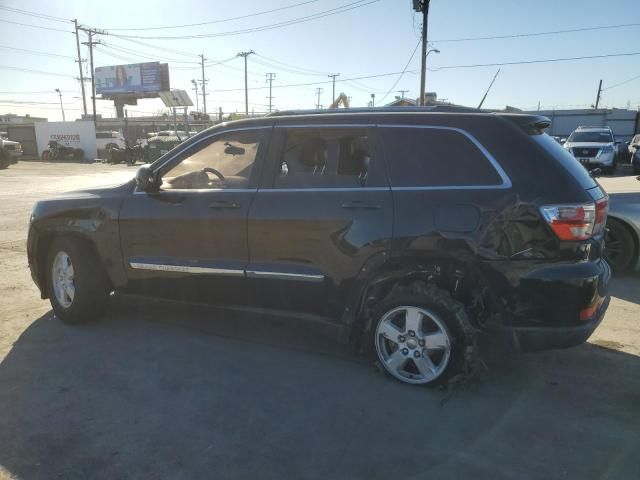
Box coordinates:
[202,167,226,182]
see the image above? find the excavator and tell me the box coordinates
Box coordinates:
[329,92,350,109]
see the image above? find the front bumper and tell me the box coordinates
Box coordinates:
[508,295,610,352]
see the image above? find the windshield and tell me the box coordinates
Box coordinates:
[568,131,613,143]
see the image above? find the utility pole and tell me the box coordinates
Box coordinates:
[73,19,87,117]
[594,79,603,109]
[328,73,340,102]
[55,89,66,121]
[191,79,199,112]
[315,87,323,110]
[266,72,276,113]
[81,28,101,128]
[199,54,208,116]
[371,93,375,107]
[398,89,409,98]
[237,50,255,116]
[413,0,431,106]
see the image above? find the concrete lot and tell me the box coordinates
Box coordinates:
[0,161,639,480]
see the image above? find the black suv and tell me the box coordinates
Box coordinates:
[27,108,611,386]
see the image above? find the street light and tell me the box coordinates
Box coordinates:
[191,79,199,112]
[422,48,440,103]
[55,88,66,121]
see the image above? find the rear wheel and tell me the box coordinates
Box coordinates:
[371,282,476,386]
[46,238,110,324]
[605,218,636,272]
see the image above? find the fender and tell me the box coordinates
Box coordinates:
[28,184,132,298]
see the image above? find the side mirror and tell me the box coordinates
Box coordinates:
[135,166,158,192]
[560,138,566,144]
[590,168,602,178]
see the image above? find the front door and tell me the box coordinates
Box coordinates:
[119,126,270,305]
[246,125,393,319]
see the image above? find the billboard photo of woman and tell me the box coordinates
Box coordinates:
[114,65,130,90]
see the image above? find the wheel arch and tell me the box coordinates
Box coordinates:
[342,252,501,349]
[607,214,640,269]
[36,231,113,299]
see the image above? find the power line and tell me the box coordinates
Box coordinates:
[215,69,416,93]
[0,65,75,78]
[603,73,640,91]
[254,53,329,76]
[210,51,640,94]
[0,5,70,23]
[0,99,79,105]
[105,36,199,57]
[0,18,72,33]
[432,22,640,43]
[428,52,640,70]
[103,0,380,40]
[379,40,421,104]
[0,44,75,59]
[99,42,199,64]
[0,90,75,94]
[103,0,321,31]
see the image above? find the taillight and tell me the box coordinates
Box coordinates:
[593,197,608,235]
[540,203,596,240]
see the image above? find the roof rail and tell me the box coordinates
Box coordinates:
[266,105,482,117]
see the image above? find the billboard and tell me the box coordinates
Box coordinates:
[95,62,163,95]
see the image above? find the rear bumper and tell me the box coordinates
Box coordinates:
[485,257,611,351]
[508,295,610,352]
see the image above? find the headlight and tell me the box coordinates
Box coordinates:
[597,145,614,156]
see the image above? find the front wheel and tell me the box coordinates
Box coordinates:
[46,238,110,324]
[372,283,476,386]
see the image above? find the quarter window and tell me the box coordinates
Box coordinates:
[272,128,374,188]
[161,131,260,190]
[380,127,503,187]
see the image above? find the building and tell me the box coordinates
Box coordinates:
[523,108,640,141]
[0,113,47,128]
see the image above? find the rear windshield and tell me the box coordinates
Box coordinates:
[533,134,596,189]
[567,131,612,143]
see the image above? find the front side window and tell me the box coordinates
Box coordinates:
[161,131,260,190]
[380,127,503,187]
[272,128,373,188]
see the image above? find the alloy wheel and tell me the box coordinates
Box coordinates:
[52,251,75,308]
[375,306,452,384]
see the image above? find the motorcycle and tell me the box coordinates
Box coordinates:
[108,141,147,166]
[42,140,83,161]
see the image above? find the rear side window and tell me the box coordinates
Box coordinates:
[271,128,378,188]
[379,127,503,187]
[532,134,596,189]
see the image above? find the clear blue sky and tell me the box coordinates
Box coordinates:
[1,0,639,121]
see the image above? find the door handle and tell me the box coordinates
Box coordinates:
[341,201,381,210]
[208,200,241,209]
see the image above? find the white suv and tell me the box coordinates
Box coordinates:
[96,131,126,153]
[564,126,616,174]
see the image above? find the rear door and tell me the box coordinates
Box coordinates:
[246,124,393,318]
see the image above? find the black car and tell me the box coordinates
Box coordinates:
[27,108,611,386]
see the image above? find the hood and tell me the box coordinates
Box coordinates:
[1,139,19,146]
